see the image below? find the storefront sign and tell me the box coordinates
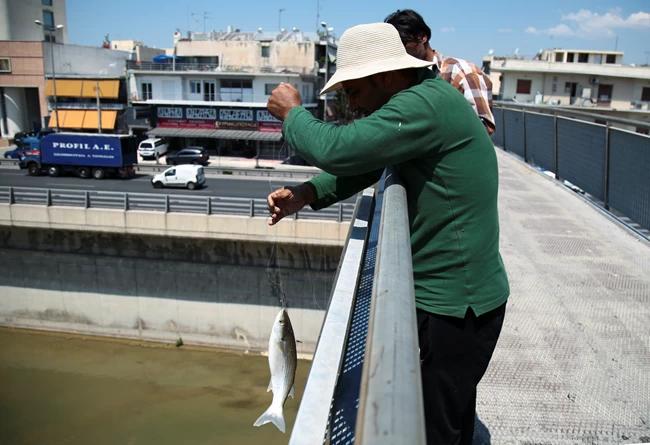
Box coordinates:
[157,107,183,118]
[219,109,253,121]
[186,108,217,120]
[256,110,281,122]
[158,118,214,129]
[215,121,258,130]
[259,121,283,132]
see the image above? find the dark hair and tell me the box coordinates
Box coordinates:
[384,9,431,44]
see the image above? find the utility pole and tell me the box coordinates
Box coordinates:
[321,22,333,122]
[95,81,102,134]
[35,20,64,132]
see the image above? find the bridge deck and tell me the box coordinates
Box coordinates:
[477,150,650,443]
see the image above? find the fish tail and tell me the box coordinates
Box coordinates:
[253,403,286,433]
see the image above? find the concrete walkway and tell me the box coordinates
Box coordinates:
[476,150,650,444]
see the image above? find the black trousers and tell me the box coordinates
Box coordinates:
[417,302,506,445]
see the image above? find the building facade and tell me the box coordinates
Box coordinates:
[483,49,650,129]
[0,0,68,43]
[127,29,336,158]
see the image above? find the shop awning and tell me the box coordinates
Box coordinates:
[146,127,283,141]
[48,110,118,130]
[80,80,120,98]
[46,79,120,98]
[82,110,118,129]
[46,79,83,97]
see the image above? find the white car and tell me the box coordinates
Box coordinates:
[138,138,169,160]
[151,165,206,190]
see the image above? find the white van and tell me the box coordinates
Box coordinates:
[151,164,206,190]
[138,138,169,160]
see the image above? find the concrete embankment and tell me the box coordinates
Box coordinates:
[0,226,342,354]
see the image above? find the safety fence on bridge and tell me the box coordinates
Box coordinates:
[0,187,355,222]
[289,167,425,445]
[492,103,650,233]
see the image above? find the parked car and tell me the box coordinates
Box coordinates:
[151,164,206,190]
[4,148,27,159]
[165,147,209,166]
[138,138,169,160]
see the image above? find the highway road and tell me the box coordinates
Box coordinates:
[0,170,357,203]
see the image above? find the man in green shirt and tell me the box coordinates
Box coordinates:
[267,23,509,445]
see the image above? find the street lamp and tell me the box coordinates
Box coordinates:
[321,22,333,122]
[279,9,285,32]
[35,20,64,132]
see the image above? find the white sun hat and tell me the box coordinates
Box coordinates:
[320,22,434,95]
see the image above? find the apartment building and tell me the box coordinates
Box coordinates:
[128,28,336,157]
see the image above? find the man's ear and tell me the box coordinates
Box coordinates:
[377,71,393,87]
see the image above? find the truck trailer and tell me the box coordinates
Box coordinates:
[19,133,138,179]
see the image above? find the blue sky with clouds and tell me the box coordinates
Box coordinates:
[67,0,650,65]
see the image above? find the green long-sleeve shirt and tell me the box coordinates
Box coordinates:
[282,68,509,318]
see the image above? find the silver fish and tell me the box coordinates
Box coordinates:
[254,308,297,433]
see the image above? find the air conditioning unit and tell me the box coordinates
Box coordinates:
[589,77,600,84]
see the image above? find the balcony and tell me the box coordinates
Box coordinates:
[131,92,316,105]
[127,60,318,76]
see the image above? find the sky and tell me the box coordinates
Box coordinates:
[66,0,650,65]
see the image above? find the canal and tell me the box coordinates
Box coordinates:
[0,328,310,445]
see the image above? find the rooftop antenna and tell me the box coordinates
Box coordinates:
[279,9,285,33]
[191,11,213,33]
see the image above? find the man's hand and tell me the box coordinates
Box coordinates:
[267,83,302,121]
[267,183,315,226]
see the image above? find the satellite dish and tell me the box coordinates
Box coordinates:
[488,49,494,55]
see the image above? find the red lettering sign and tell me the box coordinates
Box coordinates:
[259,121,283,132]
[158,118,214,130]
[215,121,259,130]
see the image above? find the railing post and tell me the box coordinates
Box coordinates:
[84,191,89,209]
[553,114,559,180]
[338,203,343,222]
[206,197,212,215]
[9,187,14,204]
[249,199,254,217]
[165,195,170,213]
[294,210,298,220]
[46,189,52,206]
[522,110,528,162]
[124,193,129,211]
[501,107,507,151]
[604,124,611,211]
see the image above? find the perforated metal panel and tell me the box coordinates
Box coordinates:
[504,109,525,158]
[525,113,555,172]
[328,180,384,445]
[608,130,650,231]
[557,118,606,200]
[492,108,504,147]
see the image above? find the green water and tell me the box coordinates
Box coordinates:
[0,328,309,445]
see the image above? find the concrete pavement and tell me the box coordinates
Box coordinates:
[475,149,650,444]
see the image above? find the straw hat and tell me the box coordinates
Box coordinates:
[320,22,434,95]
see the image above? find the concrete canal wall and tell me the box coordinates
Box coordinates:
[0,226,342,354]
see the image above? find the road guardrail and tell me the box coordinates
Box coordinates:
[0,186,354,222]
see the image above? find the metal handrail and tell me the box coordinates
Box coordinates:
[289,187,376,444]
[0,186,354,222]
[355,167,425,444]
[494,101,650,129]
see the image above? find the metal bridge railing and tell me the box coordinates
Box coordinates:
[290,168,424,444]
[0,187,355,222]
[493,104,650,234]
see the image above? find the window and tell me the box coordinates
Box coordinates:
[597,84,613,103]
[516,79,532,95]
[302,84,310,101]
[221,79,252,89]
[190,80,201,94]
[555,52,563,62]
[155,140,166,147]
[578,53,589,63]
[552,76,558,93]
[567,52,575,63]
[141,82,152,100]
[0,58,11,73]
[42,0,52,5]
[43,10,54,28]
[606,54,616,64]
[165,169,176,176]
[140,142,152,149]
[265,84,279,95]
[641,87,650,102]
[593,54,602,65]
[261,46,270,58]
[564,82,573,94]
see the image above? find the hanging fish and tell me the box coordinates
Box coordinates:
[254,308,297,433]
